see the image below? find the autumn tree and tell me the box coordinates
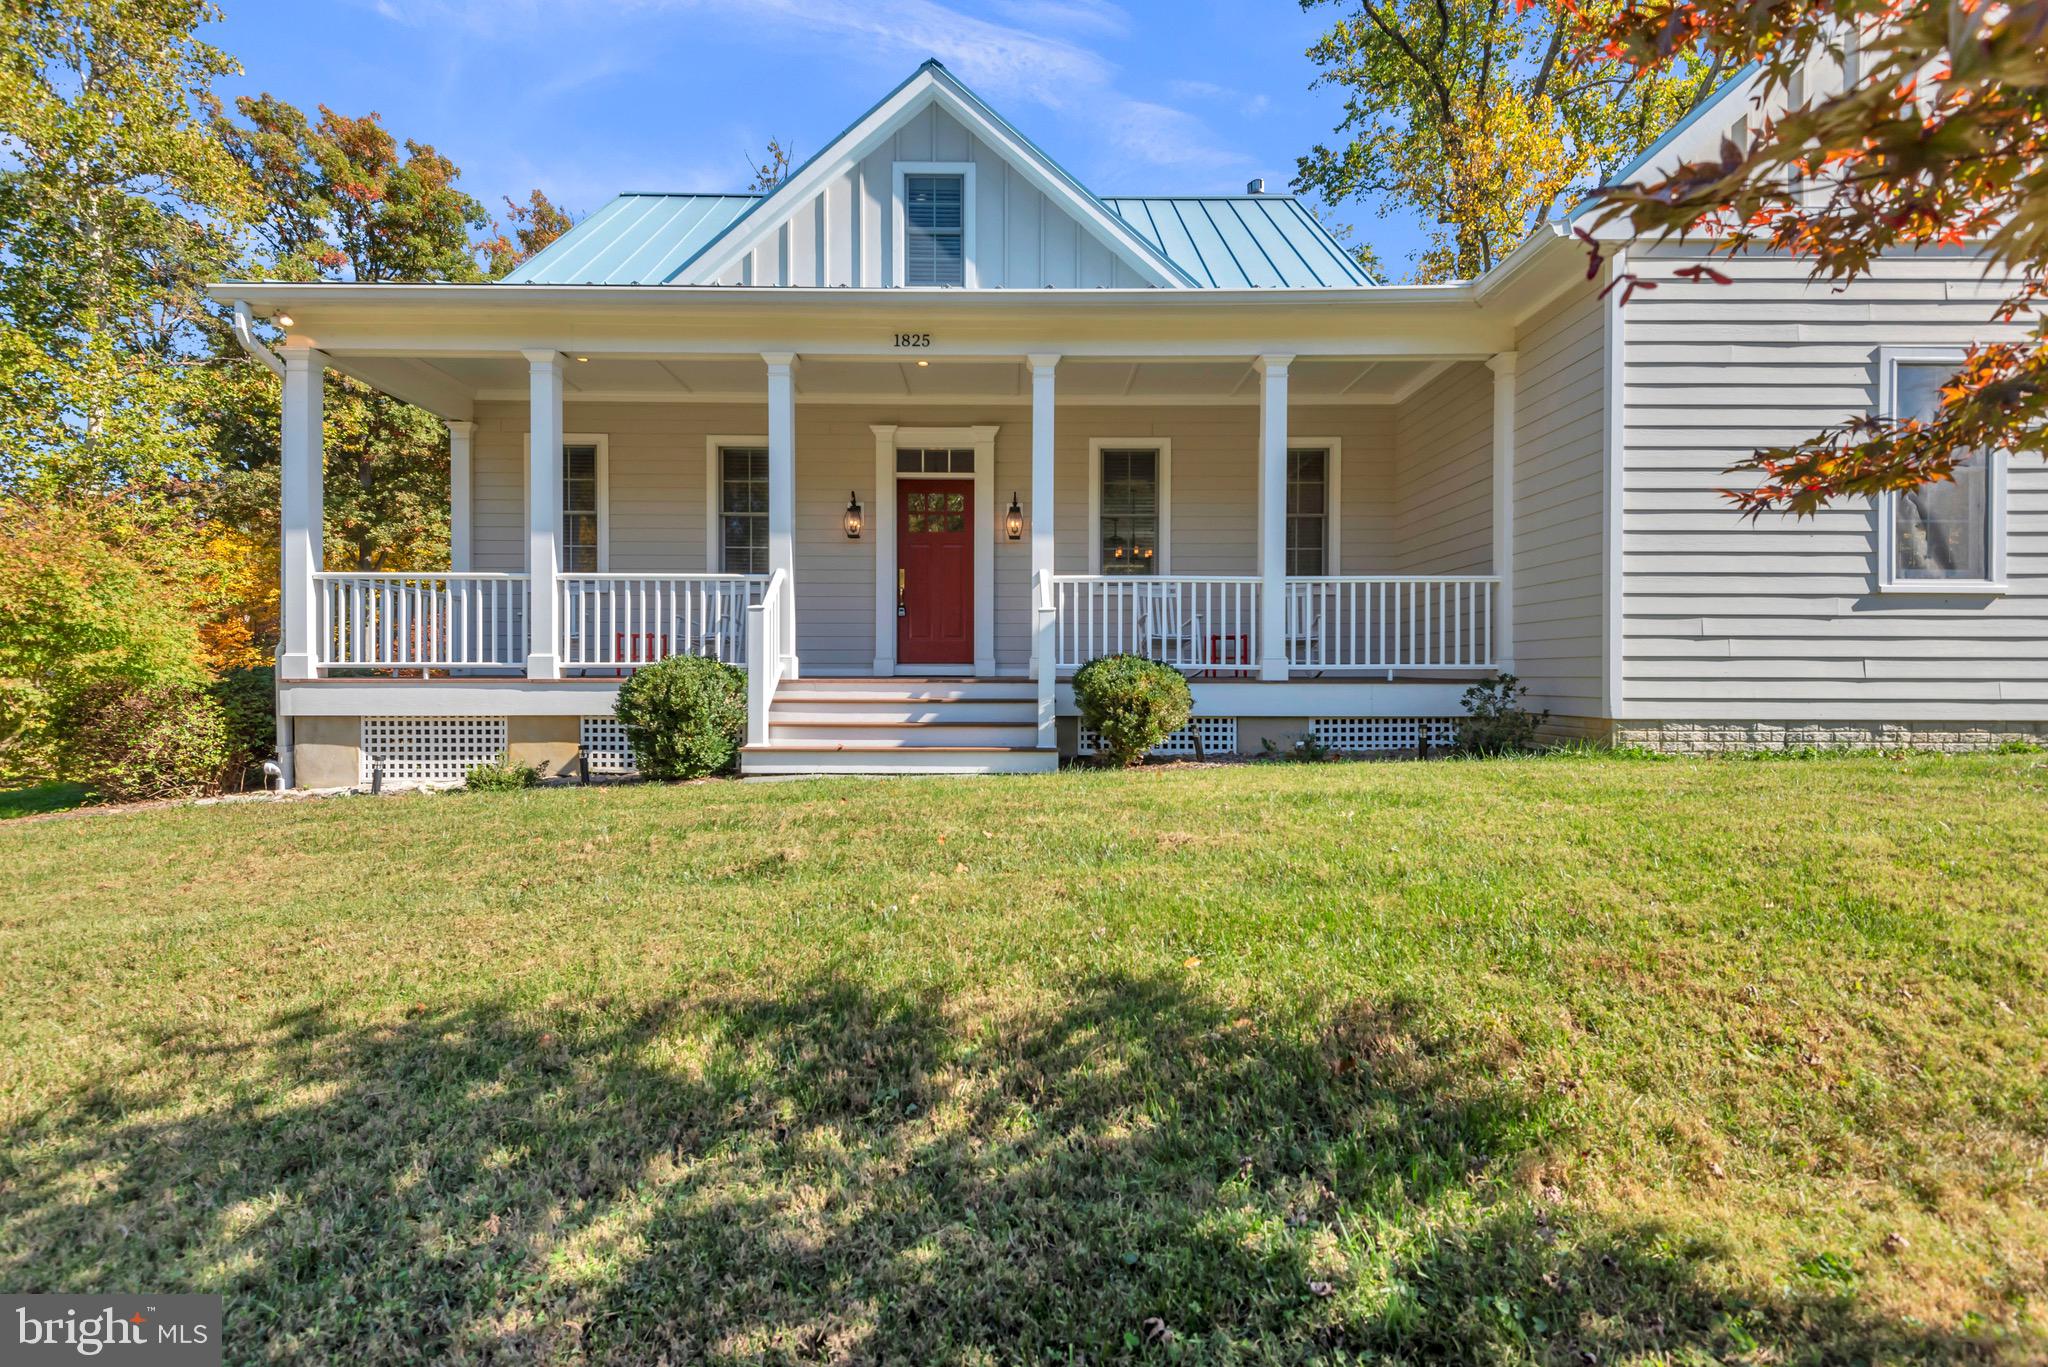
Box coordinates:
[1294,0,1721,280]
[211,99,546,572]
[481,190,574,277]
[745,139,796,192]
[1563,0,2048,514]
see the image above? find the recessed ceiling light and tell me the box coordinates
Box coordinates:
[575,355,589,363]
[274,313,294,327]
[916,359,930,367]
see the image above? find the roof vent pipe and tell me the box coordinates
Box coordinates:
[1246,177,1265,194]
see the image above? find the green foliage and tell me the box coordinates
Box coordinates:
[613,655,748,780]
[1072,654,1193,766]
[1260,731,1335,762]
[55,678,230,802]
[464,753,544,792]
[1455,672,1549,755]
[0,502,210,779]
[207,663,274,784]
[1295,0,1715,281]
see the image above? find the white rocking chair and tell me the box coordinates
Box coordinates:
[1140,585,1205,671]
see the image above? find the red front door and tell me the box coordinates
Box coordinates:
[897,480,973,665]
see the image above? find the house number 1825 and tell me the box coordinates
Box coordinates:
[893,333,932,348]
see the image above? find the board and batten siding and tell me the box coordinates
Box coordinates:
[1620,248,2043,721]
[708,102,1150,290]
[1508,280,1609,719]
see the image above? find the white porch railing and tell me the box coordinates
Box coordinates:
[1050,576,1261,674]
[1283,576,1500,675]
[314,572,529,671]
[559,574,769,671]
[745,568,792,746]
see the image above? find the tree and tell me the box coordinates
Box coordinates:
[745,138,795,192]
[1563,0,2048,515]
[0,0,254,497]
[213,98,545,572]
[481,190,574,277]
[1294,0,1720,281]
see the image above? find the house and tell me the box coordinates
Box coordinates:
[212,59,2043,786]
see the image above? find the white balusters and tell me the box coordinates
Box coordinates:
[313,573,529,670]
[1279,576,1500,676]
[557,574,770,669]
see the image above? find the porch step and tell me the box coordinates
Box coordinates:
[776,677,1034,703]
[769,721,1040,747]
[770,697,1037,725]
[740,743,1057,776]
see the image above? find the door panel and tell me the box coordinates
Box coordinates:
[897,480,973,665]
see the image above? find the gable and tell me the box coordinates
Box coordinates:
[675,63,1188,289]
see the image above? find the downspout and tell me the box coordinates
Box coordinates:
[231,299,286,377]
[233,299,292,787]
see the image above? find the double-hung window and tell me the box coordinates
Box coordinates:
[718,446,770,575]
[1879,350,2006,591]
[561,441,602,572]
[904,173,965,287]
[1098,447,1162,575]
[1286,448,1331,576]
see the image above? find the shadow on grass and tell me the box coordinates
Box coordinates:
[0,781,92,820]
[0,973,2011,1364]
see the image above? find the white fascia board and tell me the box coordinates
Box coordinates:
[205,281,1477,310]
[281,679,622,717]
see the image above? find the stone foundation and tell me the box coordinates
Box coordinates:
[1612,719,2048,754]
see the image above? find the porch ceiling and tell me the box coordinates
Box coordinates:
[346,353,1454,412]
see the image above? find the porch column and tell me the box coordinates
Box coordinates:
[1488,352,1518,672]
[279,341,325,680]
[764,351,799,677]
[1027,354,1058,680]
[1255,353,1293,681]
[523,349,564,679]
[447,419,476,572]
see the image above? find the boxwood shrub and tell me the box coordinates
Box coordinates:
[1071,654,1191,767]
[613,654,748,779]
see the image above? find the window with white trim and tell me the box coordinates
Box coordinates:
[1880,354,2005,589]
[719,446,770,575]
[562,442,601,572]
[904,174,965,286]
[1099,448,1160,575]
[1286,448,1330,576]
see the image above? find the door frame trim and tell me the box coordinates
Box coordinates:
[871,424,998,676]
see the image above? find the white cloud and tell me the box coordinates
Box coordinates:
[346,0,1247,172]
[1167,77,1271,119]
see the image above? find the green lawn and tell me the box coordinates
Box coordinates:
[0,781,91,820]
[1,755,2044,1364]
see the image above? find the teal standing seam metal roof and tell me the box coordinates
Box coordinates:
[502,193,756,285]
[1103,195,1374,288]
[507,190,1373,288]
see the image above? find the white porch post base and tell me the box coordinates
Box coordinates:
[1255,354,1292,681]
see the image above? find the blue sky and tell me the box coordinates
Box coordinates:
[209,0,1430,266]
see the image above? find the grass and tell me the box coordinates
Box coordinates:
[1,753,2044,1364]
[0,781,91,820]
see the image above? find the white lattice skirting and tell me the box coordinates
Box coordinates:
[580,717,638,774]
[1310,717,1458,752]
[1077,716,1238,757]
[361,717,508,784]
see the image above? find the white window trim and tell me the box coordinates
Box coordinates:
[1088,437,1173,575]
[870,424,999,676]
[1288,437,1343,575]
[1874,346,2007,595]
[704,434,771,574]
[521,432,609,573]
[891,161,977,289]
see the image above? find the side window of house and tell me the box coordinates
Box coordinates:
[1890,362,1994,583]
[720,446,770,575]
[904,174,965,286]
[562,443,600,573]
[1099,448,1160,574]
[1286,448,1328,576]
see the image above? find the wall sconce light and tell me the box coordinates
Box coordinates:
[1005,493,1024,541]
[844,491,864,540]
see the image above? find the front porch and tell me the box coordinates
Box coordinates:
[258,302,1539,780]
